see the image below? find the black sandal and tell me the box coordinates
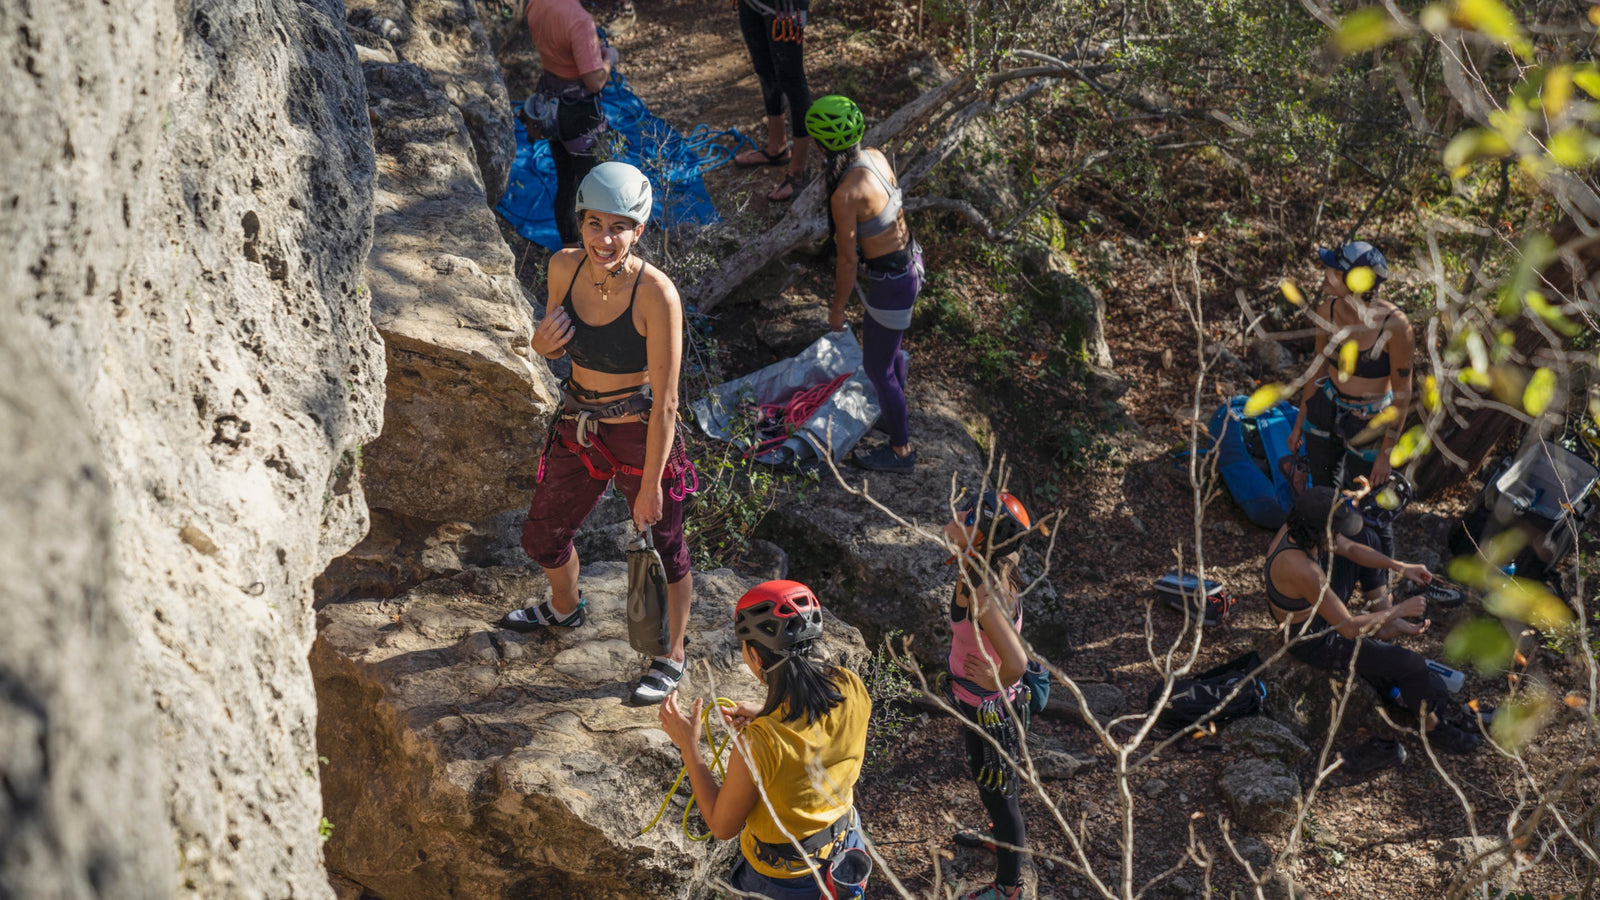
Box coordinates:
[734,145,791,168]
[629,657,686,705]
[496,595,587,633]
[768,173,804,203]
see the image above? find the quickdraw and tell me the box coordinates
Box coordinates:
[771,1,804,44]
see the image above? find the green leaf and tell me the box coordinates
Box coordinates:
[1490,692,1553,751]
[1523,367,1558,416]
[1483,576,1574,630]
[1524,291,1582,336]
[1244,383,1287,417]
[1455,0,1533,60]
[1447,554,1496,589]
[1443,128,1511,175]
[1389,426,1433,466]
[1443,618,1516,675]
[1542,65,1575,119]
[1574,64,1600,98]
[1465,327,1490,373]
[1547,128,1600,169]
[1334,7,1400,55]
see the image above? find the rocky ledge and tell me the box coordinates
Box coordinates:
[315,564,868,899]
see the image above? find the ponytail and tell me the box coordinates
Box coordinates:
[748,640,844,725]
[820,145,862,259]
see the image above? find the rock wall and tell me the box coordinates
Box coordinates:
[0,310,170,897]
[352,56,557,526]
[2,1,384,896]
[346,0,517,204]
[316,563,869,899]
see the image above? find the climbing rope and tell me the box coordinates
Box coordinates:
[640,697,739,840]
[597,27,748,180]
[744,373,852,460]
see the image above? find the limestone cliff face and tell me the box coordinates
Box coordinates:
[2,1,383,896]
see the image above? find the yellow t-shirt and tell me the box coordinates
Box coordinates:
[738,668,871,879]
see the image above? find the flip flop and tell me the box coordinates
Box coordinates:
[734,146,791,168]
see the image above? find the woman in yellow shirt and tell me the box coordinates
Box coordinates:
[658,580,872,899]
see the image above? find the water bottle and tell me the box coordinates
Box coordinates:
[1424,659,1467,694]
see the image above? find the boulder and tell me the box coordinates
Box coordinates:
[1217,758,1302,834]
[1445,835,1520,892]
[347,0,517,203]
[0,311,170,897]
[1225,716,1310,764]
[5,1,385,895]
[316,565,870,899]
[357,59,560,524]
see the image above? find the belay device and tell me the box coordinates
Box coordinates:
[627,526,670,656]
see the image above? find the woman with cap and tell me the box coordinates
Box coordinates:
[497,161,697,707]
[1264,486,1479,754]
[806,94,924,473]
[944,490,1034,900]
[658,581,873,899]
[731,0,813,202]
[1287,240,1414,610]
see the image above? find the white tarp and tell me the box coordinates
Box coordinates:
[690,327,880,466]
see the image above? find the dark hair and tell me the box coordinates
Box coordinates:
[1284,516,1324,551]
[820,145,863,258]
[747,639,845,725]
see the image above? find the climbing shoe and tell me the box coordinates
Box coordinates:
[1427,722,1482,755]
[496,596,586,633]
[630,656,686,706]
[953,827,997,854]
[1340,736,1406,775]
[962,882,1022,900]
[853,445,916,473]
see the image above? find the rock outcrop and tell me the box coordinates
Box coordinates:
[351,54,558,527]
[316,564,869,899]
[4,0,383,895]
[346,0,517,203]
[0,311,170,897]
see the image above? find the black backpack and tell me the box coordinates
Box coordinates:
[1146,652,1267,731]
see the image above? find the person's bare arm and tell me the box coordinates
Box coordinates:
[531,250,579,359]
[658,694,758,840]
[962,577,1028,691]
[1282,553,1424,641]
[1372,312,1415,483]
[633,272,683,528]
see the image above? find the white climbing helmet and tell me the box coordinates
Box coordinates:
[576,161,653,226]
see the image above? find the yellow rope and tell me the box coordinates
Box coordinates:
[640,697,739,840]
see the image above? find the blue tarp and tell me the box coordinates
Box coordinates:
[497,72,725,250]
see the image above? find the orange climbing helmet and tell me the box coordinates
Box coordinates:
[958,489,1031,550]
[735,580,825,651]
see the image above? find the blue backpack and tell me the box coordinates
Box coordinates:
[1206,395,1300,529]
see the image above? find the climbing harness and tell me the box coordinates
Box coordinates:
[741,373,851,460]
[640,697,738,839]
[535,385,700,500]
[749,807,857,867]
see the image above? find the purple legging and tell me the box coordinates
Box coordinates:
[860,246,922,448]
[861,317,910,447]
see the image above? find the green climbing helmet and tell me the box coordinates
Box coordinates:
[805,95,865,152]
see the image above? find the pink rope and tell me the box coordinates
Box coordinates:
[745,373,852,459]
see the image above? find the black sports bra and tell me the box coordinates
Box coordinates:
[1263,540,1337,632]
[1329,304,1398,380]
[559,257,649,376]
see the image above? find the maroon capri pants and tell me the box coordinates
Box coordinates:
[521,418,692,583]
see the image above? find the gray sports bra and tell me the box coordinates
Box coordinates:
[847,152,902,240]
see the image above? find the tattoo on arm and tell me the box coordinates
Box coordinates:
[1397,367,1412,378]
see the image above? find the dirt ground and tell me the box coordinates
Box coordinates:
[496,2,1599,897]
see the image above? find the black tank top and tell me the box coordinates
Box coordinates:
[1263,539,1335,632]
[560,257,650,376]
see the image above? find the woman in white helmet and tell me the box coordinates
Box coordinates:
[497,161,698,706]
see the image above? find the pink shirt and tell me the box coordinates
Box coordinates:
[526,0,603,81]
[947,585,1024,707]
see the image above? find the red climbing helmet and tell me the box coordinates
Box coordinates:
[735,580,825,651]
[958,489,1031,549]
